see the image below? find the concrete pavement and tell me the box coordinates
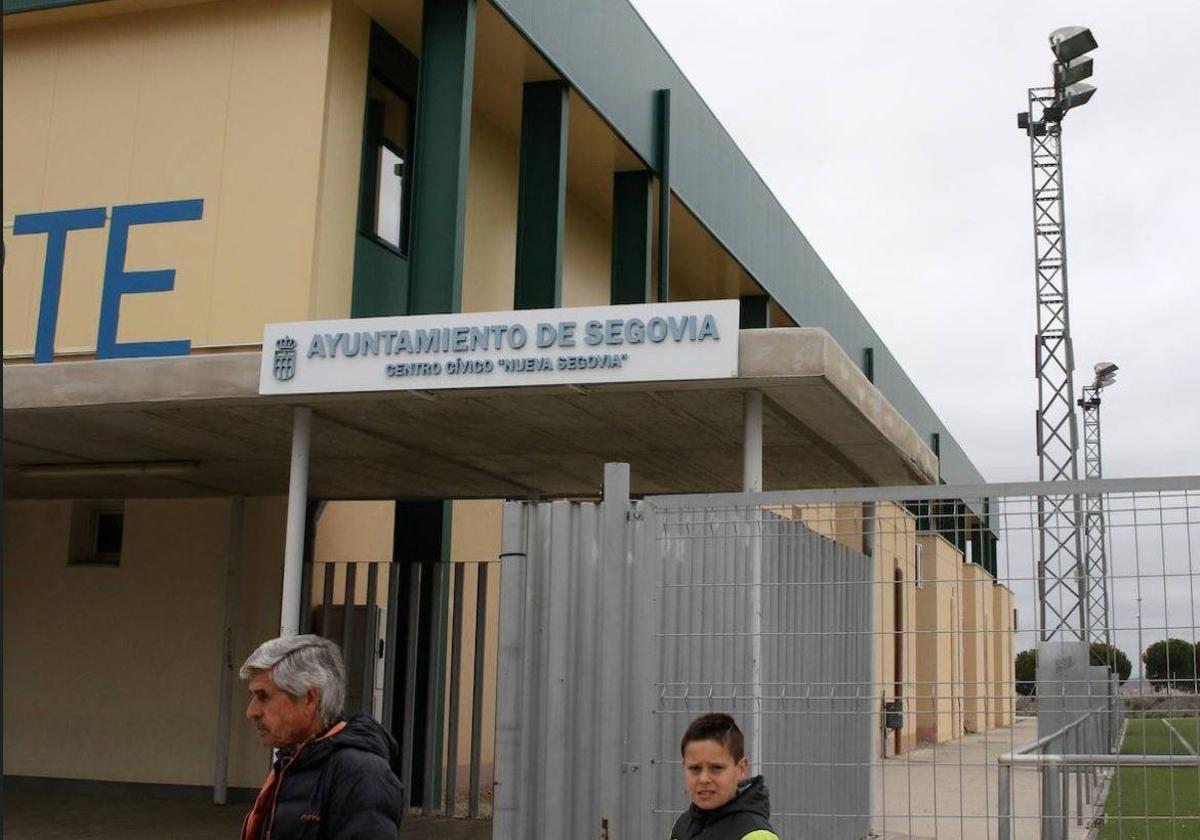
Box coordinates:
[877,716,1095,839]
[3,791,493,840]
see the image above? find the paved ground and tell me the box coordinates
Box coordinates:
[3,791,493,840]
[877,716,1095,840]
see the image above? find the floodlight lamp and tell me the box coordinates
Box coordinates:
[1049,26,1098,63]
[1060,82,1096,112]
[1093,362,1119,389]
[1055,55,1094,89]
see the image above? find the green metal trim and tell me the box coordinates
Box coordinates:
[390,499,453,809]
[739,295,768,329]
[351,26,417,317]
[655,88,671,303]
[2,0,103,13]
[513,80,568,310]
[609,170,653,304]
[369,21,419,99]
[351,235,409,317]
[407,0,477,317]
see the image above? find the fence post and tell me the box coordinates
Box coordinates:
[998,762,1011,840]
[494,502,528,837]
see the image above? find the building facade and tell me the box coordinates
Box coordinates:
[3,0,1011,805]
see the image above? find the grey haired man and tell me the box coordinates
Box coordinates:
[239,634,403,840]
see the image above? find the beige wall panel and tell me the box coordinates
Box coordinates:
[227,495,288,789]
[113,4,236,348]
[309,0,369,320]
[914,535,964,744]
[2,28,59,353]
[450,499,502,562]
[2,498,231,784]
[5,17,145,356]
[315,500,395,565]
[462,112,519,314]
[960,562,988,733]
[561,189,611,308]
[991,585,1014,727]
[207,0,331,344]
[3,0,339,358]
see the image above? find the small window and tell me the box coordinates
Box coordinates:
[366,77,412,253]
[69,501,124,566]
[914,543,925,589]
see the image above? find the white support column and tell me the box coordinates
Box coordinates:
[743,390,764,775]
[280,406,312,637]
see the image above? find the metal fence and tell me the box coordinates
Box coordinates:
[301,558,500,820]
[494,469,1200,840]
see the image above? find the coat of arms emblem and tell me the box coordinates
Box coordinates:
[273,336,297,382]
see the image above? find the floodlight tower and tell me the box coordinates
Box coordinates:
[1079,363,1118,645]
[1016,26,1099,642]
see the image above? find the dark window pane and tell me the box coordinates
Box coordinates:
[94,511,123,555]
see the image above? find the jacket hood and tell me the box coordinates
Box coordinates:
[291,713,400,773]
[690,774,771,825]
[331,714,399,764]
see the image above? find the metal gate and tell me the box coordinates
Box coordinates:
[494,464,874,838]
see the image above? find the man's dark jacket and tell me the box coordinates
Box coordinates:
[669,775,779,839]
[244,714,403,840]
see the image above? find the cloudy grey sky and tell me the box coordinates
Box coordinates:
[630,0,1200,485]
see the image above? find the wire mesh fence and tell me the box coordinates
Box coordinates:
[492,473,1200,839]
[645,477,1200,840]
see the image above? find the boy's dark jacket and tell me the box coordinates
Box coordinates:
[669,775,779,839]
[242,713,403,840]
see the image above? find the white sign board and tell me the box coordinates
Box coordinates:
[259,300,740,396]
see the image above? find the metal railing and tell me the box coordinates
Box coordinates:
[302,558,499,820]
[998,702,1120,840]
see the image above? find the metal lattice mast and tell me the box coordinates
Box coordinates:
[1025,86,1086,641]
[1080,369,1113,643]
[1018,27,1098,642]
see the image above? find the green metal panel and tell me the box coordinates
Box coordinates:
[407,0,477,317]
[655,88,671,303]
[609,170,653,304]
[390,500,453,808]
[351,235,409,318]
[3,0,102,13]
[488,0,985,485]
[739,295,768,329]
[514,80,568,310]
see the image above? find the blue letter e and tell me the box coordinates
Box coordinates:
[97,198,203,359]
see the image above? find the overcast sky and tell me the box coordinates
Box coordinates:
[630,0,1200,485]
[626,1,1200,663]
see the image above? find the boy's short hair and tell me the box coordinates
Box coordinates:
[680,712,745,761]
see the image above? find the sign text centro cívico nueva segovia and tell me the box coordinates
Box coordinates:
[258,300,740,395]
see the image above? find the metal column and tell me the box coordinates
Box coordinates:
[743,390,764,774]
[1078,386,1111,644]
[280,406,312,637]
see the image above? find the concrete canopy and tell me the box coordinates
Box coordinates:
[2,328,939,500]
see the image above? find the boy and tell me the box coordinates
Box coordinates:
[670,712,780,840]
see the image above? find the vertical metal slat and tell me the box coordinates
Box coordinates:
[469,563,489,818]
[445,563,466,816]
[361,563,378,716]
